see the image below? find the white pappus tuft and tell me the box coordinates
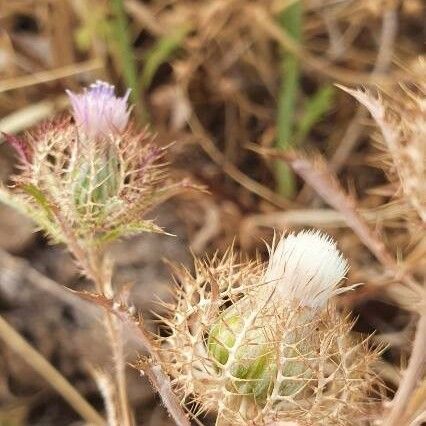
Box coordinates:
[66,80,131,138]
[264,230,349,308]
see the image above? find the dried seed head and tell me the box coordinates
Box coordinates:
[66,80,131,138]
[161,233,380,425]
[339,80,426,230]
[264,230,349,308]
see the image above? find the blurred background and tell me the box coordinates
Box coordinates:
[0,0,424,424]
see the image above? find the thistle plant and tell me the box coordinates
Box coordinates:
[1,80,186,253]
[0,80,191,425]
[0,81,383,425]
[162,230,380,425]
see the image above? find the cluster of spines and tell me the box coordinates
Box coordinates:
[161,248,380,425]
[2,83,184,245]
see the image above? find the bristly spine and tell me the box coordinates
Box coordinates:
[1,80,193,246]
[161,231,381,425]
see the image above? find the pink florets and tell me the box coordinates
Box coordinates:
[66,80,131,138]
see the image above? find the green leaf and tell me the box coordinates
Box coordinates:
[109,0,146,121]
[0,185,62,242]
[140,25,191,89]
[295,85,334,143]
[96,220,165,244]
[275,0,303,198]
[21,183,54,218]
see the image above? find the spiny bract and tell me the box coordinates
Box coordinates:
[1,81,188,245]
[161,231,381,425]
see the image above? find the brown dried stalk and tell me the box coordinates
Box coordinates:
[248,5,416,86]
[74,290,191,426]
[249,146,397,270]
[189,113,296,210]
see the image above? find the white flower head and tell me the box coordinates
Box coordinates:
[66,80,131,138]
[264,230,349,309]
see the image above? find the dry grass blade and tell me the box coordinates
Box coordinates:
[384,316,426,426]
[0,314,105,426]
[0,58,103,93]
[248,5,415,86]
[0,96,68,136]
[330,6,398,172]
[189,114,296,210]
[91,368,120,426]
[249,145,396,270]
[241,207,403,232]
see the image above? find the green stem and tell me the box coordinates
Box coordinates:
[109,0,146,122]
[275,1,302,198]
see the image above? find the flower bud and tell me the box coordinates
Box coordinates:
[163,231,379,424]
[208,305,276,399]
[71,151,120,220]
[206,231,350,400]
[264,230,349,309]
[2,81,189,245]
[66,80,131,139]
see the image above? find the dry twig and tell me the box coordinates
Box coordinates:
[74,291,191,426]
[331,5,398,171]
[248,5,413,86]
[384,316,426,426]
[189,114,296,210]
[250,146,396,269]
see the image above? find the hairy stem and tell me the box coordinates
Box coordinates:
[0,314,105,425]
[76,291,191,426]
[52,204,188,425]
[90,250,133,426]
[106,313,132,426]
[143,361,191,426]
[52,208,132,426]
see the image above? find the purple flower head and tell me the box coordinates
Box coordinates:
[66,80,131,138]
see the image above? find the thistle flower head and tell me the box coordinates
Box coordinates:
[161,232,380,424]
[264,230,349,308]
[66,80,131,138]
[1,81,191,245]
